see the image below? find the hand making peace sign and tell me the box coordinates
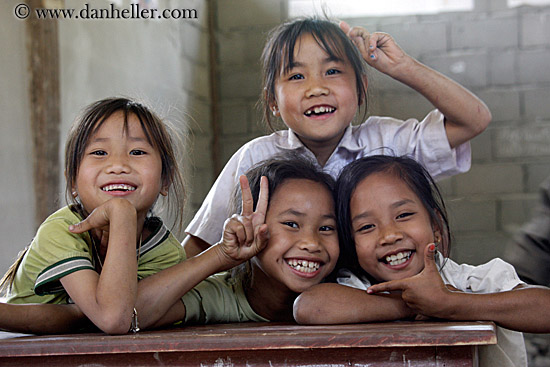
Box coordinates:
[216,175,270,269]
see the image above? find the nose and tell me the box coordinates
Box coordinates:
[378,223,403,246]
[105,152,131,174]
[297,230,322,253]
[305,75,329,98]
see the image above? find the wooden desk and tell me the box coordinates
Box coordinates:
[0,321,496,366]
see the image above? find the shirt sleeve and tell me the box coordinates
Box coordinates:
[360,110,471,181]
[182,272,268,324]
[185,144,257,245]
[440,258,524,293]
[27,216,94,296]
[336,268,371,290]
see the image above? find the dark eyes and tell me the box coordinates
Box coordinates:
[320,225,335,232]
[283,221,298,229]
[89,149,147,156]
[358,224,375,232]
[326,68,340,75]
[396,212,414,219]
[289,74,304,81]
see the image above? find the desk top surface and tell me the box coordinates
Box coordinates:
[0,321,497,357]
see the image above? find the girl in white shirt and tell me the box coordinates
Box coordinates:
[294,155,550,367]
[184,17,491,257]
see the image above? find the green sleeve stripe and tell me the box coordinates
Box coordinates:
[35,257,95,294]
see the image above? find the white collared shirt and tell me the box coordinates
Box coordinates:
[337,256,527,367]
[186,110,471,245]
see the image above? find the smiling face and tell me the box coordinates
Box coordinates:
[254,178,339,294]
[73,111,166,221]
[350,171,440,283]
[272,33,361,153]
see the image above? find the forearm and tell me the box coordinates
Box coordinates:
[0,303,88,334]
[94,216,138,332]
[391,57,491,148]
[435,286,550,333]
[135,244,235,329]
[293,283,414,324]
[182,234,211,258]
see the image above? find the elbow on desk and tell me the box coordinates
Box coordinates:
[293,292,324,325]
[94,311,133,335]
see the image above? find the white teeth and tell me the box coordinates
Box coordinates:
[305,106,335,116]
[385,251,412,266]
[287,259,321,273]
[102,184,136,192]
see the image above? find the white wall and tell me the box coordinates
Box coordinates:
[0,1,36,275]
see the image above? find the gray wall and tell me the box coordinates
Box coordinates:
[209,0,550,266]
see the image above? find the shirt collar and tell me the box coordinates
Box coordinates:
[277,125,363,152]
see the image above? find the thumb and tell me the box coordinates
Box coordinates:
[68,219,91,234]
[254,224,269,253]
[423,243,437,271]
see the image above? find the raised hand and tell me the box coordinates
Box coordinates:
[217,175,269,267]
[367,243,454,319]
[339,21,409,77]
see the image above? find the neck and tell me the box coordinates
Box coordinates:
[298,131,346,167]
[246,263,298,322]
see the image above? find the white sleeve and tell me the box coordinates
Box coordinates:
[360,110,471,181]
[336,268,371,290]
[185,145,256,245]
[440,258,525,293]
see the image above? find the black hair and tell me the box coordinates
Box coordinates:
[335,155,451,278]
[260,17,368,131]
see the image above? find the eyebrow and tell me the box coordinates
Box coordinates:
[288,55,344,70]
[351,199,416,222]
[90,136,149,143]
[278,208,336,220]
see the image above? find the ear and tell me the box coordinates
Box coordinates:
[160,178,171,197]
[270,103,280,117]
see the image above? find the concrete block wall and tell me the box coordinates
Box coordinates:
[203,0,550,266]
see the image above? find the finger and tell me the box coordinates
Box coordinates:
[224,217,247,245]
[68,219,93,234]
[240,216,255,246]
[239,175,254,216]
[254,224,270,253]
[338,20,351,35]
[367,280,404,294]
[255,176,269,220]
[423,243,437,272]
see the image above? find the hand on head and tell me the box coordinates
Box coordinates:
[217,175,270,268]
[367,243,453,319]
[339,21,408,76]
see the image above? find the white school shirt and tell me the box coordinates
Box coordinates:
[337,256,527,367]
[186,110,471,245]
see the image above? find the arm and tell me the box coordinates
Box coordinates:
[63,198,138,334]
[136,175,270,329]
[341,22,491,149]
[293,282,415,324]
[368,244,550,333]
[0,303,88,334]
[182,235,210,258]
